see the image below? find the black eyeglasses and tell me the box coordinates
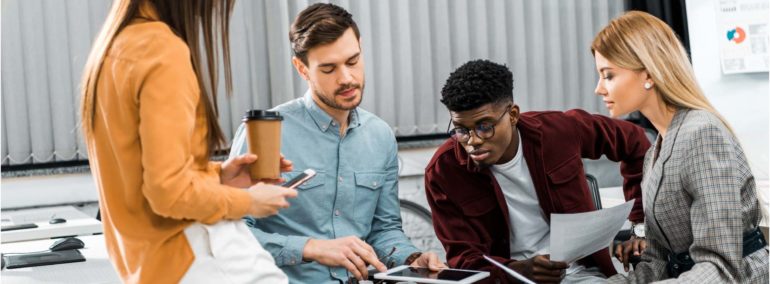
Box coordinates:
[447,105,511,143]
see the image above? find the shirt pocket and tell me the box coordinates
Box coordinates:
[354,171,387,224]
[279,171,328,222]
[546,155,586,211]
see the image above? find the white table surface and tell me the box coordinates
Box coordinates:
[1,206,103,243]
[1,234,120,283]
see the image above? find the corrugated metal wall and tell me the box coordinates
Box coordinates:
[1,0,625,165]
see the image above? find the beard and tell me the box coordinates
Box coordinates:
[313,80,365,111]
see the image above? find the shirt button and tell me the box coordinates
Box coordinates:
[335,209,341,216]
[338,176,343,182]
[372,181,377,187]
[332,272,337,277]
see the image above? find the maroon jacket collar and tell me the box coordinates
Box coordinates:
[450,114,557,221]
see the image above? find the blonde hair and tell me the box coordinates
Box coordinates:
[591,10,734,134]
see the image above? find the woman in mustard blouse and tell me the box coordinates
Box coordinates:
[80,0,295,282]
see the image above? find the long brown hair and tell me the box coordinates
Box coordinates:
[591,11,734,135]
[80,0,235,154]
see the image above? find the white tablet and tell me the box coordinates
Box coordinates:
[373,265,490,284]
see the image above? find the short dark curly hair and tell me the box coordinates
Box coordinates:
[440,60,513,112]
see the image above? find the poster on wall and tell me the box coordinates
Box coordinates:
[716,0,769,74]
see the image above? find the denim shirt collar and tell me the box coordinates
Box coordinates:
[302,90,362,133]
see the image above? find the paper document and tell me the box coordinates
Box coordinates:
[483,255,535,284]
[550,199,634,263]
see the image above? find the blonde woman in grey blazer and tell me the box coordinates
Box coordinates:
[590,11,768,283]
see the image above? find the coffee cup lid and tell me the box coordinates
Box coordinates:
[243,110,283,121]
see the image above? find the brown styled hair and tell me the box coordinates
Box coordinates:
[80,0,235,153]
[289,3,359,65]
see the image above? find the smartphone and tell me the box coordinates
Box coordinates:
[282,169,317,189]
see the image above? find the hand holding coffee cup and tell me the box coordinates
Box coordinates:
[219,154,259,188]
[220,153,294,187]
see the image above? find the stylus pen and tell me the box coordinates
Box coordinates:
[483,255,536,284]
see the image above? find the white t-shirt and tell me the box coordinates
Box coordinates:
[490,133,549,260]
[490,132,590,277]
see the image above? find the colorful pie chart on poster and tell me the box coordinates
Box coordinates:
[726,27,746,44]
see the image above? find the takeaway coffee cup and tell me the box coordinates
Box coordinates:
[243,110,283,180]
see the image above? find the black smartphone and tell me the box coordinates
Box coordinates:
[282,169,317,189]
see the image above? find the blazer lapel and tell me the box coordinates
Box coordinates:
[651,109,688,191]
[648,109,689,246]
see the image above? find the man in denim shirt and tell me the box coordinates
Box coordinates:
[229,3,445,283]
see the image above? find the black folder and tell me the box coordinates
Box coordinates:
[3,250,85,269]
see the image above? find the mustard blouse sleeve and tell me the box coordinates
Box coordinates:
[133,33,250,223]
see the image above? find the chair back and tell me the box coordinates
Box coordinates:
[586,173,602,210]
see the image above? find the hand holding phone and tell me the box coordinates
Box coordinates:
[282,169,317,189]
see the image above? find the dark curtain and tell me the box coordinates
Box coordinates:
[622,0,691,135]
[626,0,690,56]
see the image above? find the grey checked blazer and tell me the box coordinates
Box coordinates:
[609,109,768,283]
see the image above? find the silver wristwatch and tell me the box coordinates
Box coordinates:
[631,223,646,238]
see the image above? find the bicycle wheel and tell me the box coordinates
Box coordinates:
[399,199,446,262]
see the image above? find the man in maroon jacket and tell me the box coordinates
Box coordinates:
[424,60,650,283]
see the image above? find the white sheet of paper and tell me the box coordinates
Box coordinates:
[550,199,634,263]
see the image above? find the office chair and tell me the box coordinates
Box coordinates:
[586,174,602,210]
[585,173,641,268]
[399,199,446,262]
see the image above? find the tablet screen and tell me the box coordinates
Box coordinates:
[389,267,478,281]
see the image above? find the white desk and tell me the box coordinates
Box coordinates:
[2,206,103,243]
[1,234,120,283]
